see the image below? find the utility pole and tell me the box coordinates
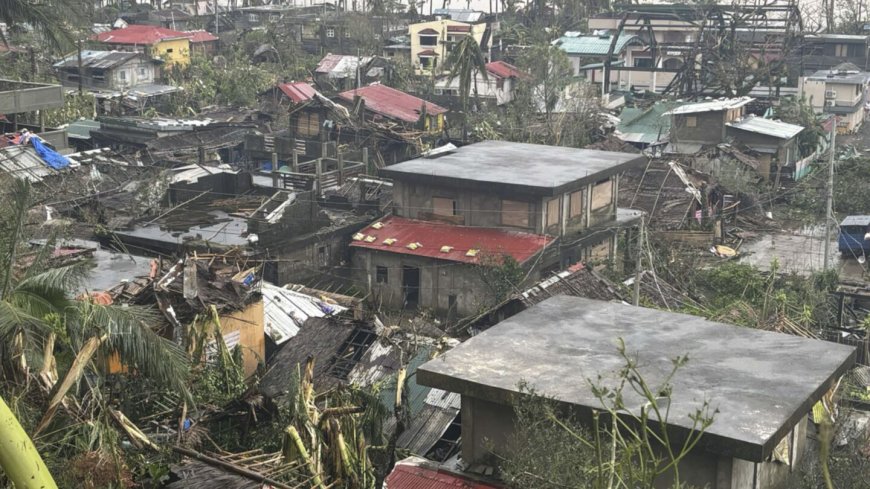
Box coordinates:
[633,215,644,306]
[823,116,836,270]
[76,40,83,95]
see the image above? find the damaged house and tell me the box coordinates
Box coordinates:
[418,296,856,489]
[350,141,646,319]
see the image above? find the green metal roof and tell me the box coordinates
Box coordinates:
[617,101,683,145]
[553,34,642,56]
[378,345,434,417]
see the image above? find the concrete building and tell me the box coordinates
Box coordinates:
[0,79,68,151]
[434,61,526,106]
[409,18,487,75]
[417,296,856,489]
[552,32,643,85]
[800,34,870,74]
[91,24,218,66]
[350,141,645,318]
[799,63,870,133]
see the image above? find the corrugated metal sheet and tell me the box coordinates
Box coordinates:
[53,50,141,70]
[665,96,754,115]
[395,405,459,456]
[262,282,346,345]
[386,461,500,489]
[337,84,447,123]
[93,24,191,44]
[485,61,525,79]
[0,145,78,182]
[726,115,804,139]
[315,54,372,78]
[424,389,461,410]
[350,216,553,265]
[553,34,641,55]
[277,82,317,103]
[616,101,681,145]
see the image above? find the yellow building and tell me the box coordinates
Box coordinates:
[93,24,193,67]
[408,19,487,75]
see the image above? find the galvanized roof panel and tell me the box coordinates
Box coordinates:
[553,34,641,56]
[726,115,804,139]
[262,282,347,345]
[665,96,754,115]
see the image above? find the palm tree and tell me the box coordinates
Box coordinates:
[0,0,84,50]
[0,179,192,479]
[445,34,488,141]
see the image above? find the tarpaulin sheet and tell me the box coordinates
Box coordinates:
[30,137,70,170]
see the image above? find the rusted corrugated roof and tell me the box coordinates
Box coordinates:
[315,54,372,77]
[337,84,447,123]
[484,61,525,79]
[277,81,317,103]
[350,216,553,265]
[387,458,502,489]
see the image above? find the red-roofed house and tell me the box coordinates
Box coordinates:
[182,30,219,54]
[434,60,528,105]
[92,25,219,65]
[337,83,447,133]
[259,81,330,140]
[351,141,646,318]
[386,457,502,489]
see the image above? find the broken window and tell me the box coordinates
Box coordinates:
[328,328,377,380]
[425,412,462,462]
[546,197,560,229]
[569,190,583,219]
[376,266,388,284]
[432,197,457,216]
[501,199,530,228]
[317,245,329,267]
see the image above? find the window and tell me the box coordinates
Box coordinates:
[376,266,388,284]
[546,197,560,229]
[326,27,335,38]
[118,70,126,80]
[569,190,583,218]
[419,35,438,46]
[344,30,351,38]
[138,67,147,76]
[634,57,653,68]
[432,197,457,216]
[662,57,683,70]
[317,245,329,267]
[328,328,377,379]
[248,13,259,22]
[419,56,436,69]
[501,200,530,228]
[590,179,613,211]
[165,48,174,53]
[269,14,279,21]
[685,116,697,127]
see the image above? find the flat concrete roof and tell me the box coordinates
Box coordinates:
[417,296,855,462]
[380,141,646,196]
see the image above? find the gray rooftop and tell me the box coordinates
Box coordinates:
[379,141,646,196]
[805,69,870,85]
[726,115,804,139]
[417,296,855,462]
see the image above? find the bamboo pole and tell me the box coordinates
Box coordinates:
[173,446,297,489]
[284,426,327,489]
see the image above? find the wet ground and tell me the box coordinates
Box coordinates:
[739,225,867,281]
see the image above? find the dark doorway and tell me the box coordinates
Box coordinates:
[402,266,420,308]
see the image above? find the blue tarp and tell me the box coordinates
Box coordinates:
[30,137,70,170]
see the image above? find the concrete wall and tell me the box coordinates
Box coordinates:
[392,176,617,237]
[460,392,811,489]
[409,19,487,75]
[351,249,499,318]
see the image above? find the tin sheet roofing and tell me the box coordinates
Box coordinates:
[664,96,754,115]
[553,33,641,55]
[387,458,502,489]
[93,24,191,44]
[726,115,804,140]
[182,29,218,42]
[616,101,682,144]
[338,84,447,123]
[350,216,553,265]
[841,215,870,227]
[53,50,143,70]
[485,61,525,79]
[277,81,318,103]
[315,54,373,77]
[262,283,347,345]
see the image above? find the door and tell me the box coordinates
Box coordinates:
[402,266,420,308]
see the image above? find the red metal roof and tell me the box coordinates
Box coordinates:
[446,24,472,32]
[182,29,219,43]
[485,61,526,79]
[386,463,501,489]
[418,28,439,35]
[418,49,438,56]
[350,216,552,265]
[93,24,190,45]
[277,82,317,103]
[338,84,447,123]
